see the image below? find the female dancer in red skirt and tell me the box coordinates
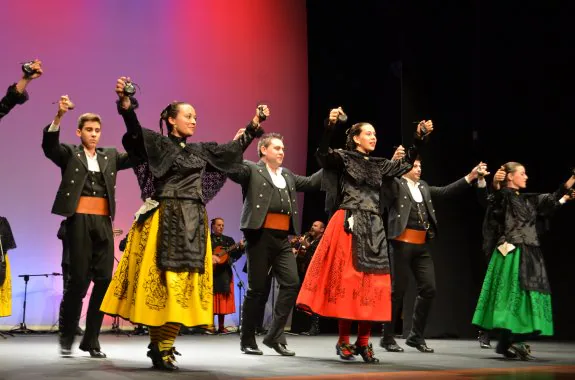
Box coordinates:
[296,107,430,362]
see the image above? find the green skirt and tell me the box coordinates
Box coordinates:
[472,246,553,336]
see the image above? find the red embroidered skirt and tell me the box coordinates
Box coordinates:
[296,209,391,322]
[213,281,236,315]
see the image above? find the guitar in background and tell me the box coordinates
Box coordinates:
[212,240,245,265]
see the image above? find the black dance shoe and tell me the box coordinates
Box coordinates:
[241,344,263,355]
[263,341,296,356]
[60,346,72,357]
[159,350,179,371]
[335,342,356,360]
[147,343,163,369]
[353,343,380,363]
[380,337,404,352]
[84,348,107,358]
[478,330,491,349]
[510,343,535,361]
[405,340,434,353]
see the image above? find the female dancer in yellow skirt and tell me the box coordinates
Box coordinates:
[0,216,16,318]
[101,77,267,371]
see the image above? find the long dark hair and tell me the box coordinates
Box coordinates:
[159,101,188,135]
[345,122,371,151]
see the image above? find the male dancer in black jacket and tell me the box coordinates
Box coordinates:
[228,132,322,356]
[380,147,488,353]
[43,95,134,358]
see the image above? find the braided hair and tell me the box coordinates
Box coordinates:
[345,122,371,151]
[159,101,188,135]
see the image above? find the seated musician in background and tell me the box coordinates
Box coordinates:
[211,217,245,334]
[291,220,325,335]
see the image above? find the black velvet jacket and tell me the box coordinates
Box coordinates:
[482,186,568,293]
[119,103,260,273]
[317,126,422,274]
[0,84,28,122]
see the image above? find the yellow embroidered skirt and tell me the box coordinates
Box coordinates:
[100,209,213,327]
[0,255,11,317]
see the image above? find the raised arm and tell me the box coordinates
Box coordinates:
[531,170,575,215]
[1,60,42,121]
[315,124,342,169]
[116,77,144,137]
[385,120,433,178]
[315,108,347,169]
[428,162,490,198]
[226,160,252,186]
[15,59,43,95]
[235,105,267,152]
[472,162,490,208]
[203,105,268,180]
[208,106,266,166]
[41,95,75,168]
[115,76,147,161]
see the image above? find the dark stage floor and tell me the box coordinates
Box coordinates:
[0,333,574,379]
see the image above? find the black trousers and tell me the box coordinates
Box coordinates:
[255,270,273,331]
[59,213,114,350]
[241,229,299,347]
[383,240,436,345]
[62,263,69,292]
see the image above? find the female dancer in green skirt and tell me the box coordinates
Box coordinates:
[473,162,574,360]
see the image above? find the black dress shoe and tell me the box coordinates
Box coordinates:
[381,342,404,352]
[241,345,263,355]
[60,346,72,356]
[86,349,107,358]
[405,340,434,353]
[263,341,296,356]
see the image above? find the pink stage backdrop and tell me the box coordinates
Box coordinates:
[0,0,308,330]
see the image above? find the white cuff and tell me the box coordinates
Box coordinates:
[48,121,60,132]
[477,178,487,188]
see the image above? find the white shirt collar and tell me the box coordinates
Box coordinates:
[402,175,423,202]
[403,176,419,187]
[266,164,282,176]
[85,150,101,172]
[265,164,286,189]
